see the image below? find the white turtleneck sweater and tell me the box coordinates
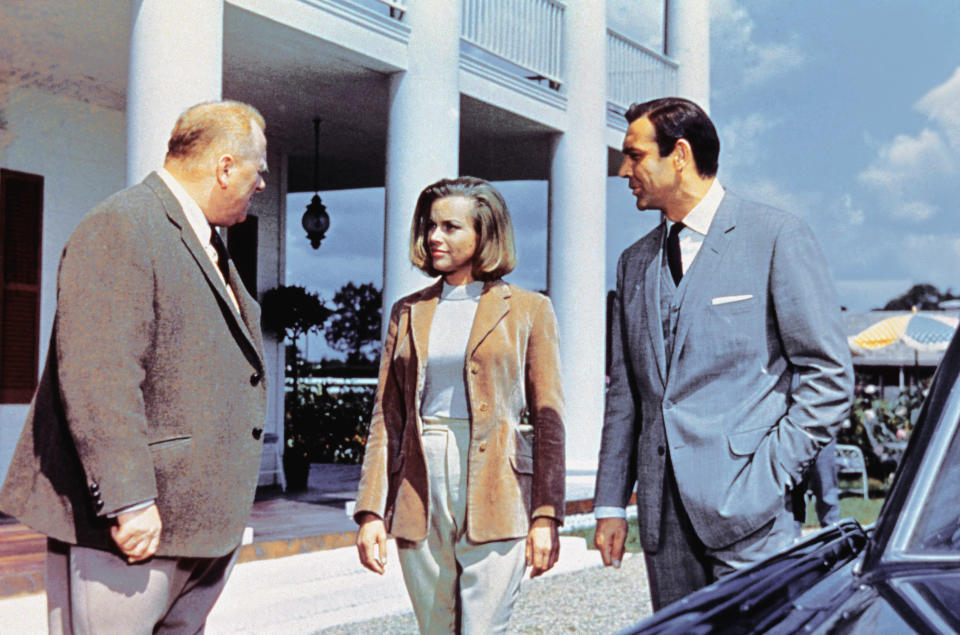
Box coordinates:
[420,281,484,420]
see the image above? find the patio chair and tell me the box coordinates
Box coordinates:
[835,443,868,500]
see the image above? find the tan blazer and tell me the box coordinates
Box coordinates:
[0,173,268,558]
[354,279,565,544]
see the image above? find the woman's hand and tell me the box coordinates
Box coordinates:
[526,517,560,578]
[356,512,388,575]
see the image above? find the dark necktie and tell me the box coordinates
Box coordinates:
[667,222,685,285]
[209,227,231,282]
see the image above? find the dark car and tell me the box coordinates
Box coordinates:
[625,331,960,634]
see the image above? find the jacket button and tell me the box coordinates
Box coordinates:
[478,442,487,452]
[89,482,99,494]
[250,371,262,386]
[252,427,263,440]
[470,365,479,375]
[95,499,104,511]
[657,445,665,456]
[479,403,488,413]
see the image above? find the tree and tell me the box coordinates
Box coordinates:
[324,282,382,364]
[260,285,331,390]
[881,283,959,311]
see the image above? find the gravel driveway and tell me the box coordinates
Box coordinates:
[320,554,653,634]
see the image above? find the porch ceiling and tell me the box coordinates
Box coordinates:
[2,1,618,191]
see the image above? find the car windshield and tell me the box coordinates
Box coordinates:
[887,384,960,560]
[905,421,960,554]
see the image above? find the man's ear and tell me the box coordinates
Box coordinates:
[216,154,235,188]
[673,140,691,171]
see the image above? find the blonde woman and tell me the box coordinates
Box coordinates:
[354,176,565,633]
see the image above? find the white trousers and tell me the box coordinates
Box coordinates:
[398,418,526,634]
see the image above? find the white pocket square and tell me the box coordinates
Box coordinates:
[711,294,753,305]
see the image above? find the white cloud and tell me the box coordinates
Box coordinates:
[857,68,960,222]
[711,0,805,87]
[916,66,960,148]
[717,113,777,175]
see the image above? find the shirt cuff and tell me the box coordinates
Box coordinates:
[107,499,156,519]
[594,506,626,519]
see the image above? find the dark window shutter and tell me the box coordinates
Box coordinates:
[227,214,258,296]
[1,169,43,403]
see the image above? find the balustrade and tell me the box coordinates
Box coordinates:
[607,29,678,109]
[461,0,565,88]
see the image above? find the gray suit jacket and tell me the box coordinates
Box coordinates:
[595,191,853,550]
[0,173,268,558]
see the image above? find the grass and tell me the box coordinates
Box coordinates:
[801,493,885,528]
[562,494,886,553]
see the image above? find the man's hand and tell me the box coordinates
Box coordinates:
[356,512,388,575]
[526,517,560,578]
[594,517,627,568]
[111,504,162,563]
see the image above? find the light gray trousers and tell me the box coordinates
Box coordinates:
[46,538,237,635]
[398,418,526,634]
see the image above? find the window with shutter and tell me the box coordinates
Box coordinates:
[0,169,43,404]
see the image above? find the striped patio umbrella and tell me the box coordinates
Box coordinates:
[848,311,959,355]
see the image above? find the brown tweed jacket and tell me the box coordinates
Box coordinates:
[0,173,268,558]
[354,279,565,544]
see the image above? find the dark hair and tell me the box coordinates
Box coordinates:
[624,97,719,178]
[409,176,517,280]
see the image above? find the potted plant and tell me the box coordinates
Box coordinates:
[261,285,330,490]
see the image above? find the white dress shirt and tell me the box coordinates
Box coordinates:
[664,179,725,276]
[594,180,725,521]
[157,168,240,313]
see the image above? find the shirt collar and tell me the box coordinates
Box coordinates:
[663,180,725,236]
[157,167,212,247]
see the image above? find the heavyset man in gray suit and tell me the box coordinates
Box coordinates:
[593,97,853,610]
[0,101,269,633]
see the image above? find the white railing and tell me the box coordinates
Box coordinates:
[461,0,565,88]
[607,29,678,109]
[376,0,407,10]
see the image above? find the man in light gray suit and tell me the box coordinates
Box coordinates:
[1,101,269,632]
[593,97,853,610]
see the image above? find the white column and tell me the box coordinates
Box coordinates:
[664,0,711,112]
[382,0,461,316]
[548,0,607,471]
[126,0,223,185]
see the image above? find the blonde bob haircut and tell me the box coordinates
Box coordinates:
[410,176,517,281]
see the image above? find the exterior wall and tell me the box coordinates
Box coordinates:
[0,86,125,482]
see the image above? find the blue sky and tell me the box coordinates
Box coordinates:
[288,1,960,360]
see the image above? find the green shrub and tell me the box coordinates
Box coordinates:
[285,385,374,464]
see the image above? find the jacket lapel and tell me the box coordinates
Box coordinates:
[409,279,443,367]
[644,226,667,387]
[669,194,738,374]
[467,281,511,359]
[145,173,264,369]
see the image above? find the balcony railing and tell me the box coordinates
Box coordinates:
[607,29,677,110]
[461,0,565,89]
[353,1,680,120]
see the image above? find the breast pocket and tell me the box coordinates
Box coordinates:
[710,295,757,316]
